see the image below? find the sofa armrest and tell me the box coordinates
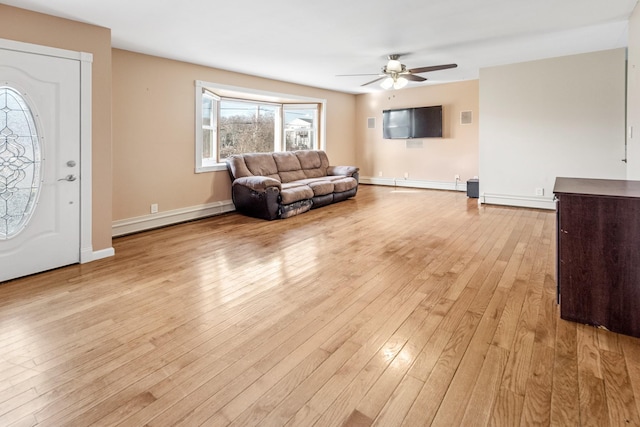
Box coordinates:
[231,177,281,220]
[233,176,282,192]
[327,165,359,177]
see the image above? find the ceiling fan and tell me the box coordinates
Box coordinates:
[338,54,457,89]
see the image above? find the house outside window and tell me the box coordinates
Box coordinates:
[195,81,326,173]
[284,105,318,151]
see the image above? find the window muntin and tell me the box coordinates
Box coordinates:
[195,81,325,173]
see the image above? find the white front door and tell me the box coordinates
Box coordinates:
[0,47,81,282]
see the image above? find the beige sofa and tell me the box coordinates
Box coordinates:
[225,150,359,220]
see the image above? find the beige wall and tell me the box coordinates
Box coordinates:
[354,80,479,183]
[480,48,626,209]
[0,4,113,251]
[112,49,356,220]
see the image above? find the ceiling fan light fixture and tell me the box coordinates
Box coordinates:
[380,77,394,90]
[393,77,408,89]
[386,59,403,73]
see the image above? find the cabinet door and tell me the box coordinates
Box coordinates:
[558,193,640,337]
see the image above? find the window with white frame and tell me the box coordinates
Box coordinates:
[195,81,325,172]
[284,104,318,151]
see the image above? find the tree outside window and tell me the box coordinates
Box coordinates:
[218,100,278,159]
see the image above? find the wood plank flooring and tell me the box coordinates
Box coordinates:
[1,184,640,426]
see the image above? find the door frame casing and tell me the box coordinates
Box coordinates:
[0,38,95,263]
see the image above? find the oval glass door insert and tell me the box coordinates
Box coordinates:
[0,86,42,240]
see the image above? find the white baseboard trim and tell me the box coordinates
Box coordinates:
[481,193,556,210]
[92,247,115,261]
[360,176,467,192]
[79,246,115,263]
[80,245,93,263]
[360,176,396,186]
[112,200,236,237]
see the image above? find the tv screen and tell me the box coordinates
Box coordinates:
[382,105,443,139]
[412,106,442,138]
[382,108,411,139]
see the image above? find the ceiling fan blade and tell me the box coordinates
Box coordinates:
[408,63,458,74]
[361,76,386,86]
[404,74,427,82]
[336,73,383,77]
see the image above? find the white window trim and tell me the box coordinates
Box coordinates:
[194,80,327,173]
[199,89,220,171]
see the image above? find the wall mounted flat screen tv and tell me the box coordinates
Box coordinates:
[382,105,443,139]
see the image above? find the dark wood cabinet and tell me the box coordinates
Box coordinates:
[554,177,640,337]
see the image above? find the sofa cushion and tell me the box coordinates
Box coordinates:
[295,150,322,169]
[226,154,252,180]
[308,180,334,196]
[327,165,359,177]
[322,176,351,182]
[279,170,307,183]
[296,150,330,179]
[302,168,326,179]
[333,176,358,193]
[233,176,281,191]
[281,181,307,190]
[273,152,307,183]
[280,185,314,204]
[273,151,302,171]
[243,153,280,180]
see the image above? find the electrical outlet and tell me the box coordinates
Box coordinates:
[455,174,460,181]
[150,203,158,214]
[535,188,544,196]
[404,172,409,179]
[378,171,383,177]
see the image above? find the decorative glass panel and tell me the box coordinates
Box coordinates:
[0,87,41,240]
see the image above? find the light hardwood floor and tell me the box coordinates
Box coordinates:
[1,184,640,426]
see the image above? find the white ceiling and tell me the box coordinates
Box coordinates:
[5,0,638,94]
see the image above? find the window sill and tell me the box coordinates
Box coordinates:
[196,163,227,173]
